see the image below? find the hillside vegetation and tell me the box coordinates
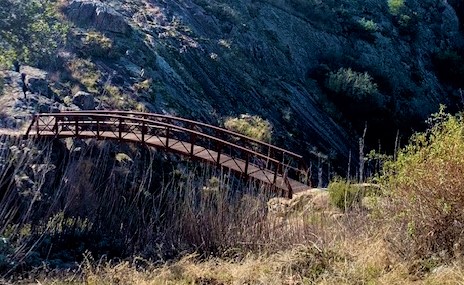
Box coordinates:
[1,0,464,283]
[1,0,463,169]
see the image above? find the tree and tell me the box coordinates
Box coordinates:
[0,0,69,68]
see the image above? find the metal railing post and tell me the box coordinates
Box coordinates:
[54,116,59,136]
[141,120,145,143]
[36,115,40,136]
[75,117,79,136]
[96,118,100,139]
[166,127,170,148]
[165,118,171,148]
[190,123,196,157]
[273,161,278,184]
[118,118,123,139]
[190,134,196,157]
[216,142,222,166]
[288,181,293,199]
[244,152,249,176]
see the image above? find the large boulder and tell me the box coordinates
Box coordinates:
[20,66,49,96]
[38,102,61,113]
[72,91,95,110]
[267,188,331,218]
[67,0,131,34]
[0,115,18,129]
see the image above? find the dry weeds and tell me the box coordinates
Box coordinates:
[4,110,464,284]
[32,225,464,285]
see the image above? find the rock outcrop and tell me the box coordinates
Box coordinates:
[106,0,463,168]
[20,66,49,97]
[267,188,331,217]
[3,0,464,175]
[72,91,95,110]
[0,68,70,129]
[67,0,131,34]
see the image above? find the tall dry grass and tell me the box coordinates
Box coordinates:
[0,134,336,279]
[4,107,464,284]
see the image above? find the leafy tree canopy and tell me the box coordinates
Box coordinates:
[0,0,69,68]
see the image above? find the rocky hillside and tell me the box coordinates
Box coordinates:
[1,0,463,171]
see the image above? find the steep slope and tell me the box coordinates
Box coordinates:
[1,0,463,172]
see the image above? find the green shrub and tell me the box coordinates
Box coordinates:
[0,49,18,69]
[387,0,417,34]
[80,31,113,58]
[398,14,411,27]
[382,107,464,259]
[358,18,378,32]
[224,115,272,142]
[102,84,135,109]
[133,79,152,93]
[66,58,101,93]
[326,68,379,101]
[388,0,405,15]
[328,180,364,212]
[103,84,122,98]
[0,0,69,67]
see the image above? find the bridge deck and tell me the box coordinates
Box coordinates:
[26,112,312,198]
[37,130,310,194]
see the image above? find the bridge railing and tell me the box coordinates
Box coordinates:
[26,112,310,197]
[61,111,309,181]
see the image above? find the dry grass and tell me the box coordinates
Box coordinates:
[81,31,113,58]
[4,109,464,284]
[0,135,334,276]
[32,224,464,285]
[66,58,101,93]
[224,115,272,142]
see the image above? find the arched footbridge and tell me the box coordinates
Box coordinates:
[24,111,311,198]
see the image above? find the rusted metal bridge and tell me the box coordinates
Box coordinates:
[24,111,310,198]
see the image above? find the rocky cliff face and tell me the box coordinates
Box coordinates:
[1,0,463,171]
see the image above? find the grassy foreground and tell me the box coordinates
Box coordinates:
[4,108,464,284]
[22,218,464,285]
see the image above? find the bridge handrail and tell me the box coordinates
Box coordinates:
[62,110,304,161]
[29,113,295,169]
[26,112,313,197]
